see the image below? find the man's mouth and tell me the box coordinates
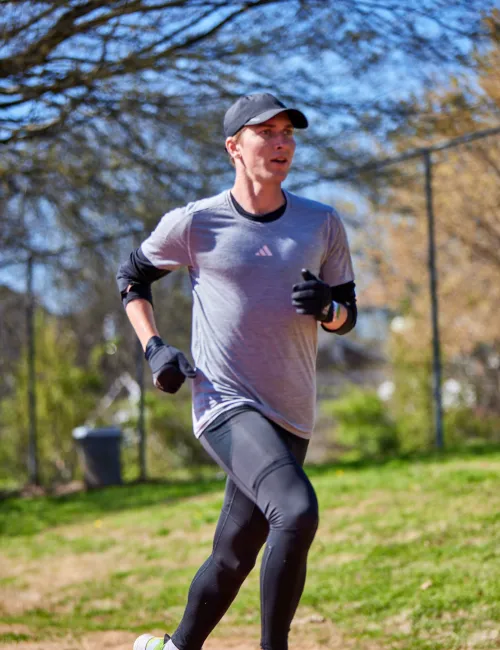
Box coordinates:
[270,157,288,164]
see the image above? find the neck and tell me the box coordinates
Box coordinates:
[231,175,285,215]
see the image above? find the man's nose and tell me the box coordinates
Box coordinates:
[275,136,289,148]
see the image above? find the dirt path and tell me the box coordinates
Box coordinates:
[0,624,379,650]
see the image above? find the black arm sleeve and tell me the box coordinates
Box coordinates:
[116,246,171,309]
[321,280,357,335]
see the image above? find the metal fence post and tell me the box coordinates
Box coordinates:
[423,150,445,450]
[134,230,147,481]
[136,337,146,481]
[26,256,40,484]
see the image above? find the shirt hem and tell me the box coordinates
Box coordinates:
[194,401,313,440]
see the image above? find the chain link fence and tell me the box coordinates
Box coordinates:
[1,126,499,487]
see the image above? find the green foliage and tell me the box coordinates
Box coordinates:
[321,386,400,459]
[112,384,210,480]
[0,312,103,486]
[389,333,500,451]
[444,406,500,447]
[144,389,211,470]
[389,332,435,452]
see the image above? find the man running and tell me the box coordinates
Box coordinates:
[117,92,357,650]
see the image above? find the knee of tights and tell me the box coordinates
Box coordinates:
[269,500,319,537]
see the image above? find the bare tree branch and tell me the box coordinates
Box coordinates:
[0,0,493,280]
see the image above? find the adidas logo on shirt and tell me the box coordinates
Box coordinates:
[255,245,273,257]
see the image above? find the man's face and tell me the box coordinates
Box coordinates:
[229,113,296,182]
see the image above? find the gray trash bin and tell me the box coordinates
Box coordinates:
[72,426,122,488]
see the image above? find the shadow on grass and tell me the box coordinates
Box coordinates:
[306,441,500,478]
[0,474,225,537]
[2,443,498,538]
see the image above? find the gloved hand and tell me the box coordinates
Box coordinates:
[145,336,196,393]
[292,269,333,323]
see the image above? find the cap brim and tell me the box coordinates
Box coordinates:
[245,107,308,129]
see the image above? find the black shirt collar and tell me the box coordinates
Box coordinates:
[230,192,287,223]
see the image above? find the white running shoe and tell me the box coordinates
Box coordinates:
[133,633,171,650]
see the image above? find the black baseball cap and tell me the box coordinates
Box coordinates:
[223,93,308,138]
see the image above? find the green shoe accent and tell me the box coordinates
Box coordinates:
[133,633,166,650]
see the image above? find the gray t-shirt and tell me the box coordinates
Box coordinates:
[141,189,354,439]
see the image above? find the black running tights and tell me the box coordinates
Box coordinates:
[170,408,319,650]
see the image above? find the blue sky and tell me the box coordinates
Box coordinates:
[0,0,496,301]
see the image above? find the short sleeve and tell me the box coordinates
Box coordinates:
[320,211,355,286]
[140,206,193,270]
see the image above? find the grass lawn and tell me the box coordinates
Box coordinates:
[0,450,499,649]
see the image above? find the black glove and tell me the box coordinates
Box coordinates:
[145,336,196,394]
[292,269,333,323]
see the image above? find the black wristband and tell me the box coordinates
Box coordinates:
[144,335,165,361]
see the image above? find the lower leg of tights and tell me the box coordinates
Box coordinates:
[171,481,269,650]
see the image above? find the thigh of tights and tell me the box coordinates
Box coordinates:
[202,408,312,572]
[201,408,310,503]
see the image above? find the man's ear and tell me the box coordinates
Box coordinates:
[225,136,239,162]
